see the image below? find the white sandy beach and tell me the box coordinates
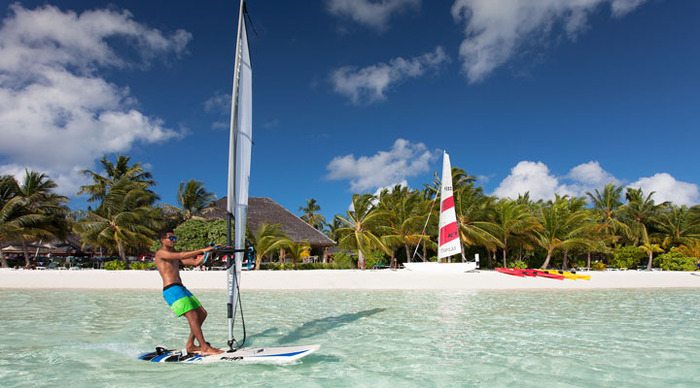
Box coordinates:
[1,268,699,290]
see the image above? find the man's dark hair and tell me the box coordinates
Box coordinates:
[160,231,175,239]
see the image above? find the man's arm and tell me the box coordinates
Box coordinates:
[157,247,214,263]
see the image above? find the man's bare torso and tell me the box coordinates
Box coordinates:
[155,249,182,288]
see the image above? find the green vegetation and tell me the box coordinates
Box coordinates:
[4,155,700,272]
[104,260,126,270]
[173,219,228,251]
[611,246,645,270]
[654,251,697,271]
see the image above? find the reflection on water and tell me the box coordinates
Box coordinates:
[1,289,699,387]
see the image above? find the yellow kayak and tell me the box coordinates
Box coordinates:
[542,269,591,280]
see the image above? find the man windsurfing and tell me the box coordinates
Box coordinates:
[155,231,222,355]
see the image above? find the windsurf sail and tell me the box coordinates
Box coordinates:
[437,151,461,261]
[227,0,252,350]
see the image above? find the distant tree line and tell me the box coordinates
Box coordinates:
[2,155,699,271]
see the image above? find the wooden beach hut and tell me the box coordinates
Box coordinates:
[202,197,336,262]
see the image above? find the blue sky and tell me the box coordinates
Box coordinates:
[0,0,698,221]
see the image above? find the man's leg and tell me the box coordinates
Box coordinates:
[187,307,208,351]
[183,308,221,355]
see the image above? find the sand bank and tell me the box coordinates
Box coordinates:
[1,268,699,290]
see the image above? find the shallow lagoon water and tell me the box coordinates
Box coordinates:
[2,289,699,387]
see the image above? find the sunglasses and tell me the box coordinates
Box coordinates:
[168,236,177,241]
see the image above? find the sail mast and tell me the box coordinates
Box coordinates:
[227,0,252,350]
[437,151,461,262]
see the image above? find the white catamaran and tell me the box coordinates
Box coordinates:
[403,151,478,273]
[140,0,318,363]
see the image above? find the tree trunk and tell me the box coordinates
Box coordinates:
[0,249,8,268]
[117,241,128,267]
[502,237,508,268]
[404,245,411,266]
[563,250,569,270]
[22,239,31,268]
[587,252,591,271]
[255,254,262,270]
[541,251,553,269]
[646,251,653,271]
[422,243,427,262]
[358,250,365,270]
[279,248,286,264]
[322,247,329,264]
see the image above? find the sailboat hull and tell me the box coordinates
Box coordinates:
[403,262,477,273]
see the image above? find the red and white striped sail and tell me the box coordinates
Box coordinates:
[438,151,461,260]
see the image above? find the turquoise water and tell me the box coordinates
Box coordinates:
[1,289,699,387]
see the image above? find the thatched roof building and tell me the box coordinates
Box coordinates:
[202,197,335,251]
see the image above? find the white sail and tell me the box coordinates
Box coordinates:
[437,151,461,260]
[226,0,252,348]
[404,151,475,272]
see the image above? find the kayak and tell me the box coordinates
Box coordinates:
[495,267,525,277]
[530,269,565,280]
[541,269,591,280]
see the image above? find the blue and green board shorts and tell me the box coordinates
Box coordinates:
[163,284,201,316]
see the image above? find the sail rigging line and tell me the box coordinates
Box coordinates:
[411,194,437,262]
[243,4,259,37]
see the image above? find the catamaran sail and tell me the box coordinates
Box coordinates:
[404,151,476,273]
[227,0,252,350]
[437,151,461,260]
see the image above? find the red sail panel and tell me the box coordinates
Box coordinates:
[439,221,459,245]
[441,196,454,211]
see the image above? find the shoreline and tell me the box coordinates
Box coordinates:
[1,268,699,290]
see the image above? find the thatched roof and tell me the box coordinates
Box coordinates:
[201,197,336,248]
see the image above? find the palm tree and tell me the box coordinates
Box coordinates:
[334,194,390,269]
[79,155,154,204]
[249,223,291,270]
[285,241,311,267]
[376,185,428,267]
[639,241,663,270]
[454,185,502,256]
[655,205,700,249]
[587,183,631,247]
[492,199,539,267]
[535,195,593,269]
[299,198,327,231]
[75,179,161,261]
[15,171,69,267]
[0,175,23,268]
[177,180,216,219]
[622,188,666,270]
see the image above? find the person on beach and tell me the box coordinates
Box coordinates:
[155,231,222,355]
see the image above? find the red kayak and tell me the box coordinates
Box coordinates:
[495,267,525,277]
[521,269,538,277]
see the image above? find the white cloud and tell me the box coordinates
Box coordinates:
[493,161,572,200]
[450,0,647,83]
[331,46,448,104]
[327,139,437,192]
[493,160,699,206]
[628,174,699,206]
[326,0,420,31]
[203,91,231,130]
[562,160,619,195]
[0,4,191,195]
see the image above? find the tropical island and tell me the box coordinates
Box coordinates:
[2,154,699,276]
